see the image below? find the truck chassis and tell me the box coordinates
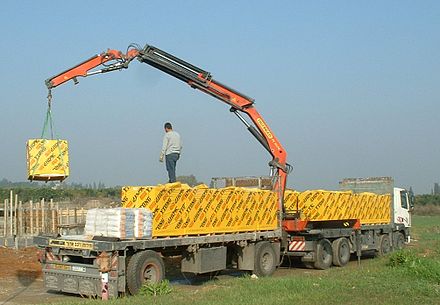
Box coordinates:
[35,229,282,296]
[35,219,409,297]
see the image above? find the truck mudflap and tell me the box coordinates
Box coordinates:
[43,263,120,297]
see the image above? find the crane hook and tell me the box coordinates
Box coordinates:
[47,89,52,109]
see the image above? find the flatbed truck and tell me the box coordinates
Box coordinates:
[35,177,412,297]
[35,43,412,297]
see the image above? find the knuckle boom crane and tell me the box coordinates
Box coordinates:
[36,45,411,295]
[45,43,292,210]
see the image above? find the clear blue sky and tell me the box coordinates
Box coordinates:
[0,1,438,194]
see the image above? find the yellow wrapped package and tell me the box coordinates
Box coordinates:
[27,139,69,182]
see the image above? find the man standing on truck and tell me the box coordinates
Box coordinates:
[159,122,182,183]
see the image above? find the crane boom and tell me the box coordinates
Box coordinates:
[45,43,291,208]
[46,48,140,89]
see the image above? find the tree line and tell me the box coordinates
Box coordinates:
[0,175,203,202]
[414,194,440,206]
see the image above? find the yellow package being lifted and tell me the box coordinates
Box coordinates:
[121,183,278,237]
[27,139,69,181]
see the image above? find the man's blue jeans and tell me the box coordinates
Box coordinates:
[165,153,180,183]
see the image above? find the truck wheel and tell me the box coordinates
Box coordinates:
[254,242,277,277]
[332,237,350,267]
[377,234,391,256]
[395,232,405,250]
[314,239,333,270]
[126,250,165,295]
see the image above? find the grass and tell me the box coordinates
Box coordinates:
[410,215,440,257]
[138,279,173,296]
[388,249,440,284]
[48,215,440,305]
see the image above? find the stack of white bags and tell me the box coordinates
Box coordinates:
[85,208,153,239]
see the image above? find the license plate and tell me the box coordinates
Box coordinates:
[49,239,94,250]
[47,264,86,273]
[50,264,71,271]
[72,266,87,273]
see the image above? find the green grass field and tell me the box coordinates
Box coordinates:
[53,215,440,305]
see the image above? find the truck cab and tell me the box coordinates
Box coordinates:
[393,187,413,229]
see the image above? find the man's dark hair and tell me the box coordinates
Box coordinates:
[164,122,172,130]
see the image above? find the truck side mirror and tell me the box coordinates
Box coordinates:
[409,190,415,211]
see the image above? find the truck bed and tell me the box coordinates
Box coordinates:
[34,229,282,252]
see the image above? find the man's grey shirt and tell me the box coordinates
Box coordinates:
[161,130,182,155]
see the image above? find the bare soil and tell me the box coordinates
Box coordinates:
[0,247,80,305]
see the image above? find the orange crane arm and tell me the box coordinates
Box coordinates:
[45,44,292,208]
[45,48,139,89]
[187,75,289,192]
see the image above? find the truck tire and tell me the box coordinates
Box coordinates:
[314,239,333,270]
[254,242,277,277]
[332,237,350,267]
[377,234,391,256]
[126,250,165,295]
[395,232,405,250]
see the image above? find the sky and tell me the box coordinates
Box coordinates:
[0,1,439,194]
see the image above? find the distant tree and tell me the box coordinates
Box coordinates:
[0,178,11,186]
[176,175,203,187]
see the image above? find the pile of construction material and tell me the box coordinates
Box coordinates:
[121,183,279,237]
[85,208,152,239]
[283,190,391,225]
[121,183,391,238]
[82,183,391,240]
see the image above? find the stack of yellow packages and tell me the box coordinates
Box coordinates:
[121,182,278,237]
[283,189,390,225]
[122,184,391,238]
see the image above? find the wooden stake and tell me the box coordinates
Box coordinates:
[51,199,56,233]
[3,199,7,237]
[74,208,78,234]
[30,200,34,235]
[41,198,45,233]
[66,207,70,234]
[36,201,40,234]
[56,202,60,234]
[14,194,18,236]
[19,201,23,237]
[9,192,13,236]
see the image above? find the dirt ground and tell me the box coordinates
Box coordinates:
[0,247,41,278]
[0,247,80,305]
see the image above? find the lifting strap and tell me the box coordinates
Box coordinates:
[41,90,55,139]
[29,90,68,180]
